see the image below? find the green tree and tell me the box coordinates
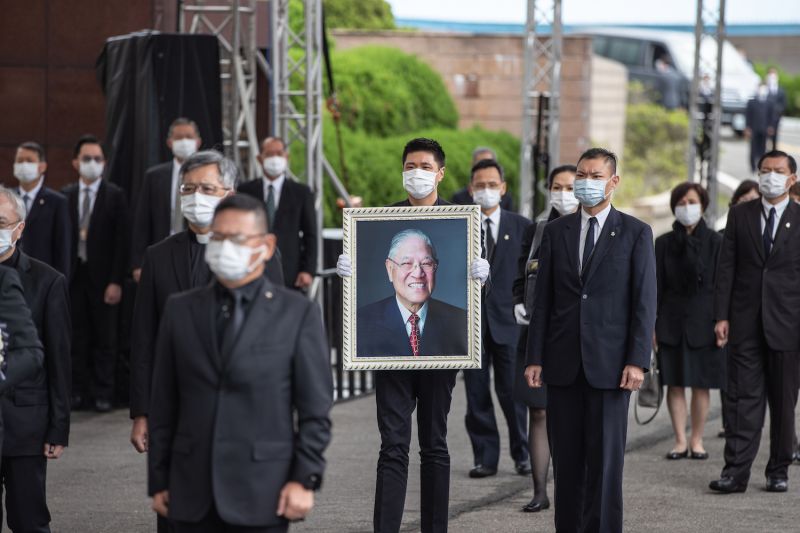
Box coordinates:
[289,0,394,35]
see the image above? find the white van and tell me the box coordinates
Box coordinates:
[575,28,761,135]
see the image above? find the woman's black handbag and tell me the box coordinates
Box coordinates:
[522,222,548,319]
[634,348,663,425]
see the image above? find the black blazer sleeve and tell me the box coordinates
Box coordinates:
[655,234,666,317]
[526,224,555,366]
[111,187,130,285]
[43,272,71,445]
[0,268,44,396]
[288,301,333,486]
[298,185,318,276]
[714,207,737,321]
[130,249,158,418]
[626,223,657,370]
[52,193,72,280]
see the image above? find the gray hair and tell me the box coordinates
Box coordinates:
[167,117,200,139]
[388,229,438,263]
[0,186,26,221]
[472,146,497,162]
[179,150,238,189]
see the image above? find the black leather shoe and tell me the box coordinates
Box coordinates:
[522,498,550,513]
[766,478,788,493]
[469,465,498,478]
[666,449,688,460]
[95,399,113,413]
[515,461,532,476]
[709,477,747,493]
[690,450,709,460]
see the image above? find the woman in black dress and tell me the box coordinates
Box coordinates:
[655,182,725,460]
[512,165,578,512]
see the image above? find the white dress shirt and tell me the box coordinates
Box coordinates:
[79,178,103,220]
[18,178,45,218]
[578,203,612,271]
[396,297,429,337]
[760,196,789,240]
[262,174,286,210]
[481,207,501,247]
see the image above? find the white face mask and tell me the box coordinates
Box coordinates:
[180,192,222,228]
[472,188,502,210]
[402,168,438,199]
[550,190,579,215]
[205,239,266,282]
[758,171,788,199]
[79,160,104,181]
[674,203,703,227]
[172,138,198,160]
[263,156,288,178]
[13,162,40,184]
[0,223,21,256]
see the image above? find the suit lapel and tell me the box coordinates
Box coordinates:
[20,187,43,225]
[190,287,222,371]
[744,200,766,263]
[158,166,173,227]
[562,211,581,280]
[767,201,799,262]
[583,207,622,284]
[273,180,292,231]
[170,232,192,291]
[490,211,510,268]
[88,181,106,240]
[383,297,413,356]
[223,278,279,370]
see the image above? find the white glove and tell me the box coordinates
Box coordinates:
[514,303,530,326]
[470,258,490,285]
[336,254,352,278]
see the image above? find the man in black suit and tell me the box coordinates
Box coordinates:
[525,148,657,533]
[766,68,787,150]
[464,159,531,479]
[710,150,800,494]
[450,146,515,212]
[337,137,490,532]
[356,229,467,357]
[131,117,203,281]
[0,186,71,532]
[149,194,332,532]
[745,83,776,174]
[238,137,317,291]
[12,141,71,278]
[62,135,129,412]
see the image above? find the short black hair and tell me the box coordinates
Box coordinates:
[73,134,104,159]
[577,147,617,175]
[167,117,200,138]
[470,159,504,182]
[547,164,577,189]
[17,141,46,162]
[402,137,445,168]
[213,193,268,233]
[669,182,710,213]
[730,179,760,206]
[757,150,797,174]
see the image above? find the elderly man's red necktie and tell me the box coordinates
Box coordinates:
[409,313,420,357]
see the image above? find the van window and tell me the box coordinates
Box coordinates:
[606,38,643,67]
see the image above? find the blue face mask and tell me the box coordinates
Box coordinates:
[574,178,609,207]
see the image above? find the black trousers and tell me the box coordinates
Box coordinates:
[171,504,288,533]
[374,369,457,533]
[749,131,768,173]
[70,262,118,402]
[547,369,630,533]
[722,334,800,483]
[464,327,528,468]
[0,455,50,532]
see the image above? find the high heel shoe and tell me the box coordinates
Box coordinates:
[665,449,688,460]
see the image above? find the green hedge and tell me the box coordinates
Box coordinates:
[290,0,395,35]
[753,63,800,118]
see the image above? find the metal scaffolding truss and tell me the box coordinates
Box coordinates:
[519,0,562,220]
[686,0,726,222]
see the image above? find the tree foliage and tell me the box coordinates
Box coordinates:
[754,63,800,118]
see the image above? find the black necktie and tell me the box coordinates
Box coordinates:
[485,218,495,261]
[221,291,245,356]
[582,217,597,271]
[266,184,276,231]
[763,207,776,256]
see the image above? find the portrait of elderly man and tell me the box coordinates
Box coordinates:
[357,228,468,357]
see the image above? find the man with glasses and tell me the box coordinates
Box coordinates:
[463,158,532,479]
[62,134,129,412]
[148,194,332,532]
[129,150,284,533]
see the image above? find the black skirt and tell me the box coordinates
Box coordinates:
[513,327,547,409]
[658,337,726,390]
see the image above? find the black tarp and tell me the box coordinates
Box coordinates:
[96,31,223,204]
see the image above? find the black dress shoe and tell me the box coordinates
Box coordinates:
[522,498,550,513]
[709,476,747,493]
[766,478,788,493]
[469,465,498,478]
[515,461,532,476]
[665,449,688,460]
[690,450,709,460]
[94,399,113,413]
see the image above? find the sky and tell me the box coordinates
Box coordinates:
[386,0,800,25]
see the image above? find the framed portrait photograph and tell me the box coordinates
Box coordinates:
[342,205,482,370]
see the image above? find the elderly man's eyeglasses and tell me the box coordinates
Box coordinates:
[180,184,231,195]
[209,232,265,245]
[387,258,438,273]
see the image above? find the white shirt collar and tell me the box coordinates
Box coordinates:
[480,206,501,226]
[762,196,789,218]
[581,202,612,228]
[263,173,286,191]
[79,177,102,195]
[395,296,429,336]
[19,177,45,200]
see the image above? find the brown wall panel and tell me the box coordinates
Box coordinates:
[0,0,47,65]
[0,67,47,144]
[46,68,106,146]
[0,146,18,189]
[41,145,80,192]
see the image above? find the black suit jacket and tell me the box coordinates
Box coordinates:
[63,180,130,288]
[746,98,776,134]
[526,207,657,389]
[768,87,787,127]
[655,220,721,349]
[131,161,174,270]
[17,186,71,279]
[714,199,800,351]
[148,278,333,526]
[451,187,515,212]
[129,230,286,418]
[484,209,531,346]
[512,209,561,305]
[357,296,468,357]
[238,178,318,286]
[2,251,71,456]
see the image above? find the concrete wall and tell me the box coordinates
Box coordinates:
[729,35,800,74]
[589,56,628,167]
